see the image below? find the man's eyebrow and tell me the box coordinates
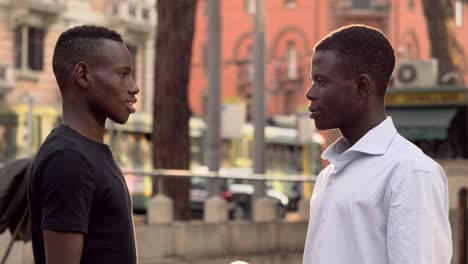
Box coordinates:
[116,66,132,71]
[312,73,328,80]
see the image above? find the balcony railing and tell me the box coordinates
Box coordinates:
[108,1,154,35]
[12,0,66,15]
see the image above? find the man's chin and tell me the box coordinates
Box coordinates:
[109,115,130,125]
[314,121,333,131]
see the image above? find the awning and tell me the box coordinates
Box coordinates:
[386,107,458,140]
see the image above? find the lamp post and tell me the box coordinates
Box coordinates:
[206,0,222,195]
[253,0,266,197]
[20,93,34,157]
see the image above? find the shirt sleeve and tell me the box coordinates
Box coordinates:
[39,149,95,234]
[386,169,452,264]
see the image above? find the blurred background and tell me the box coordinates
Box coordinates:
[0,0,467,263]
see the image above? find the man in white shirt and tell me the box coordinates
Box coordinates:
[303,24,452,264]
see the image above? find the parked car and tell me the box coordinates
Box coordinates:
[189,178,289,220]
[223,183,288,219]
[189,177,209,218]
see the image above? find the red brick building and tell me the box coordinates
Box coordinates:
[388,0,468,84]
[190,0,330,119]
[189,0,468,120]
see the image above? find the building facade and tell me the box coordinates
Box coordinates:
[0,0,157,112]
[190,0,331,119]
[0,0,156,160]
[190,0,468,116]
[388,0,468,84]
[189,0,468,152]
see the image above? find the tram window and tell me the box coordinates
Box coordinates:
[247,139,253,159]
[139,134,151,168]
[134,134,144,168]
[221,140,231,167]
[272,145,281,165]
[190,137,203,165]
[0,125,9,161]
[266,145,275,165]
[295,146,303,171]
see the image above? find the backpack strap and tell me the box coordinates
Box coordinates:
[0,207,28,264]
[1,159,32,264]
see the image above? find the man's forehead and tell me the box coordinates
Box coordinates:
[312,50,340,62]
[310,50,350,77]
[91,39,126,54]
[89,40,129,66]
[310,51,332,74]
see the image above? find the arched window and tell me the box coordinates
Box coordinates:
[287,41,298,79]
[236,45,254,93]
[401,30,420,59]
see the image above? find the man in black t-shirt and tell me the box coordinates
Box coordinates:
[28,25,139,264]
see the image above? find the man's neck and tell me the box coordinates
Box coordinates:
[62,101,106,143]
[341,113,386,146]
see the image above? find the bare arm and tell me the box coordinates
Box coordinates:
[43,230,83,264]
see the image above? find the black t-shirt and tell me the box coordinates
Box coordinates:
[28,124,137,264]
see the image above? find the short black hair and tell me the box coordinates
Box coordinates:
[314,24,395,96]
[52,25,123,90]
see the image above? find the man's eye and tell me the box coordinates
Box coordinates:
[119,73,127,78]
[314,79,325,86]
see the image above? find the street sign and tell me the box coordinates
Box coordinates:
[221,103,246,139]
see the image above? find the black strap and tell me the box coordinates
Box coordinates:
[0,208,28,264]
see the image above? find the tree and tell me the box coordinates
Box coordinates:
[421,0,466,159]
[152,0,197,220]
[422,0,465,84]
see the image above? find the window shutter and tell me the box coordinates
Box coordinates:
[28,27,45,71]
[14,27,22,69]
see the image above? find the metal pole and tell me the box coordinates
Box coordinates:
[207,0,222,196]
[253,0,266,197]
[26,94,34,157]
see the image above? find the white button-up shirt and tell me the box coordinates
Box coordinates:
[303,117,452,264]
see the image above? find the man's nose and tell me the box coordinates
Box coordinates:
[305,85,316,101]
[130,81,140,95]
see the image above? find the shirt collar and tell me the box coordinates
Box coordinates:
[322,117,397,170]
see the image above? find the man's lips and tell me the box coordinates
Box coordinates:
[126,98,137,113]
[308,106,321,118]
[127,98,137,104]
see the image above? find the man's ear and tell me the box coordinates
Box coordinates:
[74,62,89,88]
[356,74,371,98]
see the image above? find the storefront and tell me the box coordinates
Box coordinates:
[385,86,468,159]
[0,104,61,162]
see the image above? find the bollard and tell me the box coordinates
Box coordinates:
[253,197,277,222]
[204,196,228,223]
[298,198,310,221]
[147,194,174,224]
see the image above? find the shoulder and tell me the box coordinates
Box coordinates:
[386,134,446,190]
[32,148,92,182]
[33,127,91,173]
[315,164,334,183]
[318,164,334,176]
[387,134,443,175]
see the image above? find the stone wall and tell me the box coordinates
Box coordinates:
[0,221,307,264]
